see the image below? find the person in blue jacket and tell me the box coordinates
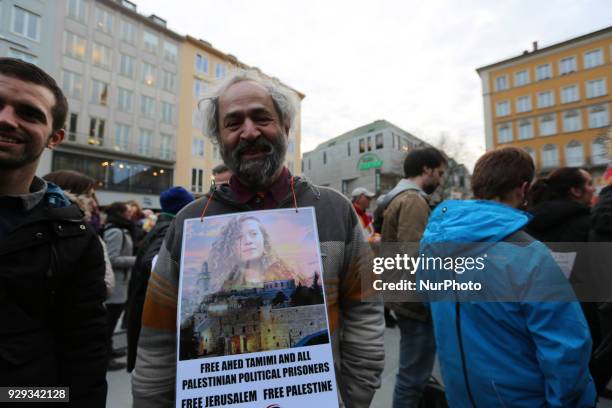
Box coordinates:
[419,147,596,408]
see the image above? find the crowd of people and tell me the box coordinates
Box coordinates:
[1,56,611,408]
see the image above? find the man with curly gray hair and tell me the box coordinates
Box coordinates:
[133,69,385,408]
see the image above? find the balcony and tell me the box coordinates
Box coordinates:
[62,131,176,163]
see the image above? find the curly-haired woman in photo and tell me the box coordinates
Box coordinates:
[208,215,301,291]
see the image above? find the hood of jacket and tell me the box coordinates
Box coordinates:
[528,199,590,233]
[422,199,531,244]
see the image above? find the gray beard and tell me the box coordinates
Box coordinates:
[221,136,287,190]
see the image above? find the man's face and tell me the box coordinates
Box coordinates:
[574,169,595,206]
[355,194,371,211]
[0,74,63,171]
[422,165,446,195]
[217,81,288,190]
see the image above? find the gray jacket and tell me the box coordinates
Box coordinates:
[103,226,136,304]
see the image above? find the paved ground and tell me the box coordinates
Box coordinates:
[107,327,612,407]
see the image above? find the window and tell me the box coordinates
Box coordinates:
[192,138,205,157]
[92,43,111,69]
[375,133,383,149]
[117,88,133,112]
[163,42,177,63]
[496,100,510,117]
[119,54,135,78]
[142,62,156,87]
[584,49,603,69]
[495,75,508,91]
[114,123,130,151]
[341,180,349,195]
[516,95,531,113]
[65,113,78,141]
[559,56,576,75]
[541,144,559,168]
[195,54,208,73]
[63,31,86,60]
[143,31,159,54]
[61,70,83,99]
[67,0,88,22]
[162,70,176,92]
[89,117,106,145]
[367,136,372,151]
[347,142,351,157]
[191,168,204,193]
[12,6,40,41]
[94,7,113,33]
[359,138,365,153]
[591,138,609,165]
[588,104,609,128]
[514,70,529,87]
[287,140,295,153]
[586,79,606,99]
[565,141,584,166]
[537,90,554,108]
[524,147,536,163]
[518,119,533,140]
[215,63,227,79]
[7,48,38,64]
[497,123,512,143]
[192,108,204,130]
[194,80,207,97]
[140,96,155,118]
[161,102,175,124]
[138,129,153,156]
[213,145,220,160]
[323,151,327,165]
[539,114,557,136]
[90,79,109,105]
[160,134,173,160]
[562,110,581,132]
[536,63,552,81]
[120,20,136,44]
[560,85,579,103]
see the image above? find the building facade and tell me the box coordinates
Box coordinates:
[302,120,427,197]
[175,35,303,196]
[477,26,612,183]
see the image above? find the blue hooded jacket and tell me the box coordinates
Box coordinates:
[420,200,596,408]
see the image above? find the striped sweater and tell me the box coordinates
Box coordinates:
[132,178,385,408]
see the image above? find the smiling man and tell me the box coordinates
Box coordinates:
[0,58,108,406]
[133,70,385,408]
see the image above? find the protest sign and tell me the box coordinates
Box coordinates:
[176,208,339,408]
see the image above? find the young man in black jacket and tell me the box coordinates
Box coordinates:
[0,58,108,407]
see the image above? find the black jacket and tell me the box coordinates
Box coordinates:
[0,195,107,407]
[591,185,612,242]
[126,213,174,372]
[527,199,591,243]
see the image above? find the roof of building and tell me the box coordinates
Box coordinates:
[476,25,612,73]
[305,119,423,153]
[99,0,183,41]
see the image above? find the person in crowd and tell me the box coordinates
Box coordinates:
[420,147,595,407]
[126,186,194,373]
[351,187,379,242]
[126,199,146,249]
[43,170,115,298]
[132,69,384,407]
[0,58,107,406]
[103,201,137,371]
[141,208,157,233]
[526,167,602,371]
[212,163,232,185]
[527,167,594,242]
[589,168,612,397]
[379,147,447,408]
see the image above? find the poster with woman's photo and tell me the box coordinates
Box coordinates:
[176,207,339,408]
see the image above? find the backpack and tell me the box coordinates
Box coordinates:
[372,186,420,233]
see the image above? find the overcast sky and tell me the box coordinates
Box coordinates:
[140,0,611,168]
